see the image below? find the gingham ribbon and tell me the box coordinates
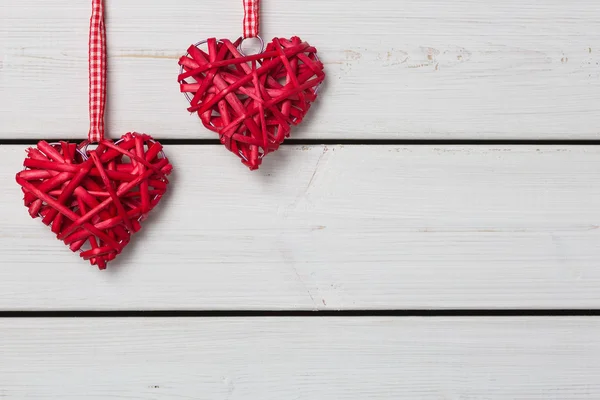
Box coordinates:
[88,0,107,143]
[243,0,260,38]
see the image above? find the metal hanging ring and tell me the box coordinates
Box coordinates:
[237,35,265,57]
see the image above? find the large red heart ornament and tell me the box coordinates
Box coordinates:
[178,36,325,170]
[15,133,172,270]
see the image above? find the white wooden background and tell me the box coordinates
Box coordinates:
[1,0,600,398]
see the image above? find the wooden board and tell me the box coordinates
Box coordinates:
[1,0,599,140]
[2,145,600,310]
[1,317,599,399]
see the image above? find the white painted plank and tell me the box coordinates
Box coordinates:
[1,317,599,399]
[1,0,599,140]
[2,145,600,310]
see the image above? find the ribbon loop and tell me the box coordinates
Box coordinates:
[243,0,260,38]
[88,0,107,143]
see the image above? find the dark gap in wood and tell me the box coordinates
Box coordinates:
[1,139,600,146]
[0,310,599,318]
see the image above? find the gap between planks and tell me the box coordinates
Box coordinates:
[2,139,600,146]
[1,310,600,318]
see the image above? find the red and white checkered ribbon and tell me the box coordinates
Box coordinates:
[88,0,107,143]
[243,0,260,38]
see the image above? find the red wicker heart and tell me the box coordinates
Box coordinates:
[178,36,325,170]
[15,133,172,270]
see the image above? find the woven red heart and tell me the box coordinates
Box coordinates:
[178,36,325,170]
[15,133,172,270]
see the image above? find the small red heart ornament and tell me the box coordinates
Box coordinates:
[178,36,325,170]
[15,133,172,270]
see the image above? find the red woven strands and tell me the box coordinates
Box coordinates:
[88,0,106,143]
[16,134,172,269]
[178,37,325,170]
[15,0,173,269]
[243,0,260,38]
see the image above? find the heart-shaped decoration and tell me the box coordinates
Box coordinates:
[15,133,172,270]
[178,36,325,170]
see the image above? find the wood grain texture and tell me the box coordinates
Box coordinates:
[1,317,599,399]
[1,0,599,140]
[2,145,600,310]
